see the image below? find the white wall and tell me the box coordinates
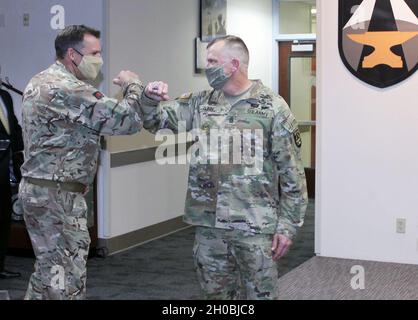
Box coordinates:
[228,0,273,87]
[316,0,418,265]
[107,158,189,238]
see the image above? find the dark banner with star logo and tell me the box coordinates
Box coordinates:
[339,0,418,88]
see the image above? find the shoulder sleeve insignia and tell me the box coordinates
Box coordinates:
[93,91,105,100]
[293,129,302,148]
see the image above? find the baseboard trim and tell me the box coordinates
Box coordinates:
[98,216,190,255]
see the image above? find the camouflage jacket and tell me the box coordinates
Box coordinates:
[21,61,144,186]
[141,80,308,239]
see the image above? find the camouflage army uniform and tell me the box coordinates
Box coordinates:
[141,80,308,299]
[20,61,144,300]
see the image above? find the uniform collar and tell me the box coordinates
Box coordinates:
[245,80,268,104]
[208,80,266,106]
[54,60,80,82]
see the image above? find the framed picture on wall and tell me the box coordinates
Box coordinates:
[201,0,227,42]
[195,38,209,74]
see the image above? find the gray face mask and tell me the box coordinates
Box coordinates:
[205,64,231,90]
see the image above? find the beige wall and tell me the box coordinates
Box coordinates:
[108,158,189,238]
[279,1,313,34]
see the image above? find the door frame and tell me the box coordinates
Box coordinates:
[273,0,321,257]
[273,35,317,97]
[278,40,317,199]
[279,40,316,165]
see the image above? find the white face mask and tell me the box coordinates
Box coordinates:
[72,48,103,80]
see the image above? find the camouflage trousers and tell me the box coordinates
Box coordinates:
[19,179,91,300]
[193,227,279,300]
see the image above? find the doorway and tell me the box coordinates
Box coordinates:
[279,40,316,199]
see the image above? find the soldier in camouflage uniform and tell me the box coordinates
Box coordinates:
[142,36,308,299]
[19,25,145,300]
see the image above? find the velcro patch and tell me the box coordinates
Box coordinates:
[200,105,216,113]
[246,109,270,117]
[293,129,302,148]
[177,92,192,102]
[93,91,105,100]
[180,92,192,99]
[281,114,298,133]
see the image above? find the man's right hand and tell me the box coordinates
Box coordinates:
[113,70,139,87]
[145,81,170,102]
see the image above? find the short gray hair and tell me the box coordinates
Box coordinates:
[207,35,250,68]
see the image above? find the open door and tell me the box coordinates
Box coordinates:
[279,41,316,198]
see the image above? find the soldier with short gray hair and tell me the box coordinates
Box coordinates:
[20,25,145,300]
[142,35,308,300]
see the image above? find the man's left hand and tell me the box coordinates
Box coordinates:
[271,234,293,261]
[113,70,139,87]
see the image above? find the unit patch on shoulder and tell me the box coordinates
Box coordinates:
[93,91,105,100]
[293,129,302,148]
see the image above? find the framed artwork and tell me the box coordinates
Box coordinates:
[201,0,227,42]
[195,38,208,74]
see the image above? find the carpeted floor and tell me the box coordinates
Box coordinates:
[4,199,417,300]
[277,256,418,300]
[1,201,316,300]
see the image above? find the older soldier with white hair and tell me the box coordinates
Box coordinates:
[142,35,308,300]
